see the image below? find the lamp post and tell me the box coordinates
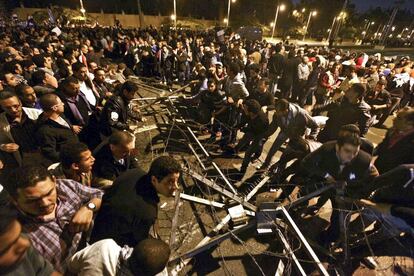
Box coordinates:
[327,16,338,42]
[271,3,286,39]
[79,0,86,17]
[303,10,317,41]
[331,11,346,44]
[226,0,236,27]
[362,21,374,40]
[173,0,177,29]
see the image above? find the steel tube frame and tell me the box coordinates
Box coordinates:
[279,206,329,276]
[167,99,238,195]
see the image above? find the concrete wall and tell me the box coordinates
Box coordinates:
[13,7,217,29]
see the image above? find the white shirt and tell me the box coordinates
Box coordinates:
[67,239,120,276]
[80,81,97,106]
[67,239,168,276]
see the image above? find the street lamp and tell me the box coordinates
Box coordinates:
[271,3,286,39]
[327,16,338,42]
[173,0,177,29]
[362,21,375,40]
[79,0,86,17]
[399,27,409,37]
[303,10,317,41]
[226,0,237,27]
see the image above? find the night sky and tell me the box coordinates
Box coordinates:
[292,0,414,12]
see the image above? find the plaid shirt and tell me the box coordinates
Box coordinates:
[19,179,103,273]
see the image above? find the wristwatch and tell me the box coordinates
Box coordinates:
[86,202,96,212]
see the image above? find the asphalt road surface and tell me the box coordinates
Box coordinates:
[132,81,412,275]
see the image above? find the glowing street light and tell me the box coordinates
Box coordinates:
[399,27,409,37]
[363,20,375,40]
[170,14,176,21]
[302,8,306,13]
[173,0,177,29]
[303,10,317,41]
[226,0,237,27]
[79,0,86,17]
[271,3,286,39]
[223,18,228,24]
[327,15,338,42]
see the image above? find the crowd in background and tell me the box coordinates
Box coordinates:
[0,22,413,275]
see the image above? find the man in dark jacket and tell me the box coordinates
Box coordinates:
[99,81,141,137]
[92,131,139,188]
[279,50,300,99]
[268,44,285,95]
[56,76,92,143]
[93,68,113,103]
[365,79,392,127]
[90,156,181,247]
[231,99,269,176]
[375,107,414,174]
[247,78,275,112]
[259,99,319,170]
[36,94,79,164]
[298,134,379,244]
[315,83,372,143]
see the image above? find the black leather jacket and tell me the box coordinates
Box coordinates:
[99,95,129,136]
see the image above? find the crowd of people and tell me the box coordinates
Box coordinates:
[0,20,413,275]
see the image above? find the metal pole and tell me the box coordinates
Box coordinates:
[173,0,177,29]
[275,228,307,276]
[169,189,181,250]
[303,12,312,41]
[178,193,225,209]
[362,22,371,40]
[226,0,231,27]
[136,0,145,27]
[79,0,85,17]
[271,5,281,39]
[279,207,330,276]
[327,16,336,42]
[186,169,257,211]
